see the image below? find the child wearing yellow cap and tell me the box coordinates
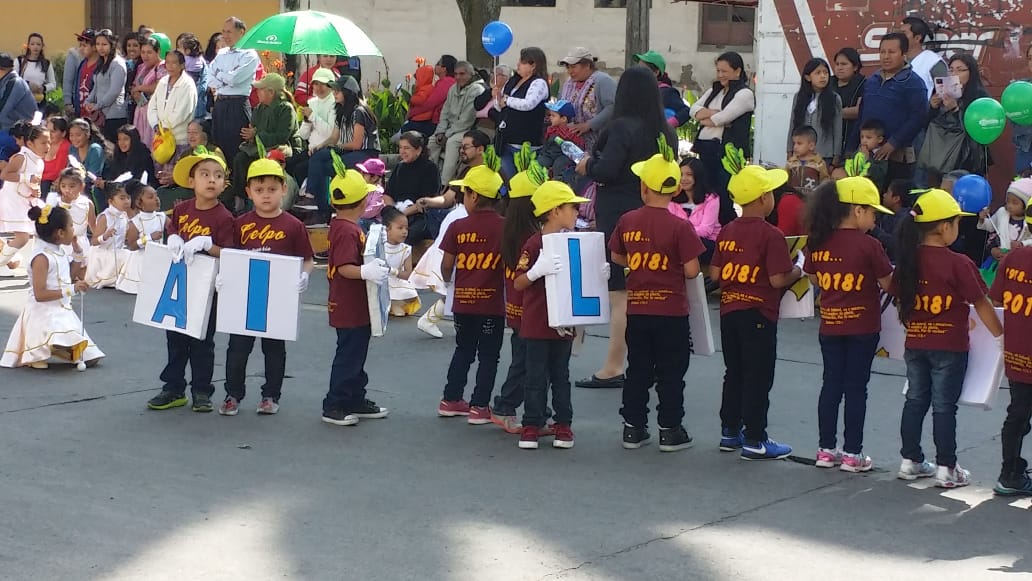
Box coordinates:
[892,189,1003,488]
[513,181,591,450]
[987,195,1032,496]
[321,169,391,427]
[711,165,804,460]
[802,177,895,472]
[609,146,706,452]
[437,165,507,424]
[217,158,315,417]
[146,151,235,413]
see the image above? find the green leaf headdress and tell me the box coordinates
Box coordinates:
[484,145,501,173]
[843,151,870,177]
[720,142,747,176]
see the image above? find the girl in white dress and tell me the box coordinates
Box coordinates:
[409,200,467,337]
[45,166,97,256]
[116,179,166,294]
[1,205,104,369]
[0,122,50,270]
[381,207,420,316]
[85,179,132,288]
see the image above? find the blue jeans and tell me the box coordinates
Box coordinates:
[901,349,968,467]
[323,325,371,413]
[818,333,880,454]
[1016,150,1032,176]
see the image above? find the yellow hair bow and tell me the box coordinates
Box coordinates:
[39,205,52,225]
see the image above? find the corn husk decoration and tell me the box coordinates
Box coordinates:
[484,145,501,173]
[657,134,675,162]
[330,149,348,178]
[513,142,536,173]
[843,151,871,178]
[720,142,747,176]
[255,135,267,160]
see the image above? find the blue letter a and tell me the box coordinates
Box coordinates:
[152,261,188,329]
[568,238,601,317]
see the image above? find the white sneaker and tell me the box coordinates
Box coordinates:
[935,464,971,488]
[417,310,443,338]
[898,458,936,480]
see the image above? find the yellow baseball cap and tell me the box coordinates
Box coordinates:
[836,176,893,214]
[1026,197,1032,226]
[508,170,537,199]
[531,181,590,217]
[631,153,680,194]
[728,165,788,206]
[912,189,975,223]
[173,152,228,188]
[448,165,504,199]
[246,158,285,181]
[329,169,377,206]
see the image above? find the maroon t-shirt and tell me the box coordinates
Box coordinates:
[438,209,506,316]
[327,218,369,329]
[504,231,534,330]
[516,232,570,341]
[167,198,235,250]
[234,211,315,259]
[896,246,988,352]
[988,247,1032,383]
[609,206,705,316]
[711,217,794,322]
[804,229,893,336]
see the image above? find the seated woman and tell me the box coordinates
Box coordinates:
[94,124,154,192]
[226,73,300,211]
[384,131,443,246]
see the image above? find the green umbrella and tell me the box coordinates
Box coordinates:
[236,10,382,57]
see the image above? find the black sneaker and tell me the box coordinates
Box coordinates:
[994,471,1032,496]
[191,393,214,413]
[348,399,389,419]
[622,423,651,449]
[321,408,359,426]
[147,390,188,410]
[659,426,694,452]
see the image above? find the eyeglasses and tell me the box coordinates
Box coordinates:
[460,144,479,151]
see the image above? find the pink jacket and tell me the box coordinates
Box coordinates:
[687,193,721,240]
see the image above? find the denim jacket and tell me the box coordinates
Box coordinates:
[850,64,927,152]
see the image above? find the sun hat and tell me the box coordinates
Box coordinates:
[172,150,227,188]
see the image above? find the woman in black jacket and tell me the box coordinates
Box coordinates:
[385,131,443,245]
[573,66,677,389]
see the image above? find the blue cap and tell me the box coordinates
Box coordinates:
[545,99,576,120]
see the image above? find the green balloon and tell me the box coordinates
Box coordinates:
[151,32,171,59]
[1002,81,1032,126]
[963,97,1007,145]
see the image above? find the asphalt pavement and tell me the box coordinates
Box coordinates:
[1,268,1029,580]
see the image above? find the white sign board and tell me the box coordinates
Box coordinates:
[781,236,814,319]
[215,249,303,341]
[686,275,715,356]
[543,232,611,328]
[899,306,1005,410]
[132,243,217,339]
[876,292,905,360]
[365,223,390,337]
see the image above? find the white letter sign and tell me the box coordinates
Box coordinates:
[215,249,303,341]
[132,243,217,339]
[365,223,390,337]
[543,232,611,328]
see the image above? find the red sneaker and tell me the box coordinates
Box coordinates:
[552,423,575,449]
[518,426,540,449]
[540,420,556,437]
[438,399,470,417]
[468,405,492,425]
[490,410,522,434]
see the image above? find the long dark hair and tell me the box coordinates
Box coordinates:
[892,212,957,324]
[704,51,748,108]
[121,32,141,60]
[792,58,836,134]
[805,182,851,250]
[608,66,677,150]
[114,124,151,170]
[501,197,539,270]
[94,29,119,75]
[680,157,711,205]
[948,53,985,108]
[335,84,375,128]
[518,47,548,81]
[20,33,50,76]
[204,33,222,63]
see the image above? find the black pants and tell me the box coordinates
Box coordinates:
[286,148,310,188]
[159,301,218,398]
[212,96,252,165]
[225,334,286,402]
[399,120,436,140]
[522,338,573,428]
[492,331,527,416]
[1002,380,1032,477]
[719,308,778,443]
[693,139,735,225]
[323,325,371,413]
[622,315,692,429]
[443,314,505,407]
[227,150,258,205]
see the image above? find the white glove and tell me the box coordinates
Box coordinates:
[601,261,611,281]
[298,271,310,293]
[166,234,185,263]
[360,258,390,284]
[214,273,224,292]
[526,253,562,282]
[182,236,213,265]
[794,249,806,272]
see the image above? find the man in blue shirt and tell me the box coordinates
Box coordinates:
[207,16,259,176]
[0,53,39,160]
[849,32,928,183]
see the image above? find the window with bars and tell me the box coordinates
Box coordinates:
[88,0,132,36]
[699,4,755,49]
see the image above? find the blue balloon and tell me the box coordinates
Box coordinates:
[952,174,992,213]
[482,21,514,57]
